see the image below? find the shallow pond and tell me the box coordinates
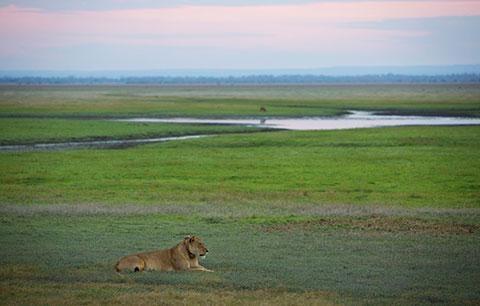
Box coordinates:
[2,111,480,151]
[120,111,480,131]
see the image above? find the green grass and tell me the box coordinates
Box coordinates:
[0,210,479,305]
[1,126,479,208]
[1,84,480,304]
[1,84,479,117]
[0,118,263,145]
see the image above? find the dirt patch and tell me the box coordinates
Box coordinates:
[262,215,478,235]
[0,282,338,306]
[3,203,479,219]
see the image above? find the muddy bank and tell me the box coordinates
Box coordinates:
[0,135,208,152]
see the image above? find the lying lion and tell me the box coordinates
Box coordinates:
[115,235,213,273]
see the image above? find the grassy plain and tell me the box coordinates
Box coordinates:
[1,85,480,305]
[1,209,479,305]
[1,126,479,207]
[1,84,479,117]
[0,118,261,145]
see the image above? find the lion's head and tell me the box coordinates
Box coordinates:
[184,235,209,258]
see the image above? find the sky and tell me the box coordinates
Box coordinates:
[0,0,479,71]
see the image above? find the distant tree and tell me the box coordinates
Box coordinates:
[0,73,479,85]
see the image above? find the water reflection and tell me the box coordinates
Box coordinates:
[120,111,480,131]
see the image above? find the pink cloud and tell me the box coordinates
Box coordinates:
[1,1,479,53]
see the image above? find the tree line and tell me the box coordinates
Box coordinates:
[1,73,479,85]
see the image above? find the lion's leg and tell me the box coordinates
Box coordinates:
[116,255,146,273]
[189,266,214,272]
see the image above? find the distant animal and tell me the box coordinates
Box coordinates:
[115,235,213,272]
[260,107,267,112]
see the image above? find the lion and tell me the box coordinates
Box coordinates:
[115,235,213,273]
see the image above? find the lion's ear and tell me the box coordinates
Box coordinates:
[184,235,192,240]
[189,236,196,243]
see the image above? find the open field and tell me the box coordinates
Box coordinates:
[1,85,480,304]
[1,126,479,208]
[1,208,479,305]
[1,84,480,118]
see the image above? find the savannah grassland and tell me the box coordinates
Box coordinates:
[1,84,480,305]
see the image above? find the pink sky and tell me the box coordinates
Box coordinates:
[1,1,479,69]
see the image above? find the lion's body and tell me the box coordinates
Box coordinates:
[115,236,212,273]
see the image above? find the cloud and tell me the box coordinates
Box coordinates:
[348,16,480,64]
[2,0,458,11]
[1,1,479,69]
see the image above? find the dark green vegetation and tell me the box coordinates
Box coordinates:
[0,118,260,145]
[1,85,480,304]
[1,126,479,208]
[2,73,479,85]
[1,210,479,305]
[1,84,479,117]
